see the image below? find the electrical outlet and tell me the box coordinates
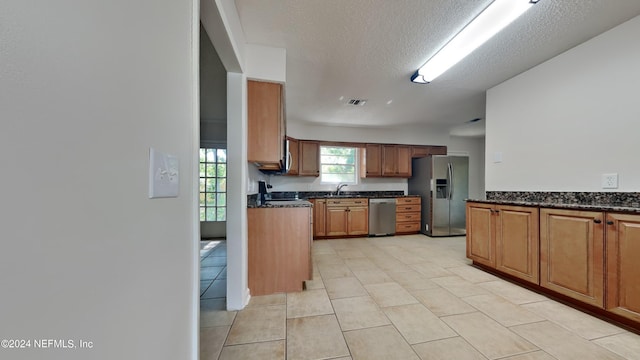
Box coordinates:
[602,173,618,189]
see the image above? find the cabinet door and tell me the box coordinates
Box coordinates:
[381,145,397,176]
[247,80,283,165]
[299,141,320,176]
[363,144,381,177]
[347,206,369,235]
[466,202,496,267]
[396,146,412,177]
[540,208,605,307]
[606,213,640,321]
[495,205,539,284]
[326,207,348,236]
[287,138,299,175]
[314,199,327,238]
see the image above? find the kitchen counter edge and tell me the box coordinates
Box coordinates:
[466,199,640,214]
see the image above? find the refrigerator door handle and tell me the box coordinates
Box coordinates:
[448,162,453,200]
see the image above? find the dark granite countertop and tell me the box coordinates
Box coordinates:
[248,200,313,209]
[466,199,640,214]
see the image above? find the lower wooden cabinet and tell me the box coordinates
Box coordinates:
[466,202,539,284]
[312,198,327,238]
[540,208,605,307]
[248,207,312,296]
[606,212,640,321]
[396,197,421,234]
[323,198,368,237]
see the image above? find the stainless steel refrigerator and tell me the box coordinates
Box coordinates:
[408,155,469,237]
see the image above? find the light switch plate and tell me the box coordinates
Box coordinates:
[149,148,179,198]
[601,173,618,189]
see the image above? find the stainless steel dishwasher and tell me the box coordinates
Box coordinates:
[368,198,396,236]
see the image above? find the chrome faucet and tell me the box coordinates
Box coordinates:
[336,183,348,196]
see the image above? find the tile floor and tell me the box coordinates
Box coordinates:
[200,235,640,360]
[200,240,227,302]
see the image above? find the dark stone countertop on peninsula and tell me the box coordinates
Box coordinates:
[469,191,640,214]
[247,191,417,208]
[247,199,313,209]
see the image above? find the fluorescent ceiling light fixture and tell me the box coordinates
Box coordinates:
[411,0,540,84]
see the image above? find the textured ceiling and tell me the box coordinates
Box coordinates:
[234,0,640,136]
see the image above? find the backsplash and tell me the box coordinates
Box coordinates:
[486,191,640,208]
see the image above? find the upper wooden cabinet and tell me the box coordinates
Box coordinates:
[381,145,412,177]
[540,208,605,307]
[606,212,640,322]
[361,144,382,177]
[247,80,285,169]
[411,145,447,158]
[299,141,320,176]
[287,138,299,176]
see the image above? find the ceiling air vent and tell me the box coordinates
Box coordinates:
[347,99,367,106]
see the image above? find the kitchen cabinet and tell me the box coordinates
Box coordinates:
[540,208,604,307]
[325,198,368,237]
[411,145,448,158]
[247,80,285,170]
[248,207,312,296]
[606,212,640,322]
[299,141,320,176]
[396,197,421,234]
[381,145,412,177]
[361,144,382,177]
[466,202,539,284]
[312,198,327,238]
[287,137,299,176]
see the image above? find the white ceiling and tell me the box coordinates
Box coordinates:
[233,0,640,136]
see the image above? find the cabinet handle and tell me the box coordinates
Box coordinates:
[606,220,614,225]
[594,219,602,224]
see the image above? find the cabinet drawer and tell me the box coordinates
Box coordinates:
[397,204,421,212]
[396,222,420,233]
[397,212,420,223]
[326,198,368,207]
[396,197,421,205]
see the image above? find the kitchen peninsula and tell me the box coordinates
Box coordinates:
[466,191,640,332]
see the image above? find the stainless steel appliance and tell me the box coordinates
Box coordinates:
[368,198,396,236]
[408,155,469,237]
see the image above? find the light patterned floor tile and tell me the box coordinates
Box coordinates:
[410,262,454,278]
[593,332,640,360]
[317,263,354,279]
[411,287,476,316]
[287,314,350,360]
[431,275,489,298]
[478,280,548,305]
[324,276,368,299]
[462,293,544,327]
[500,351,558,360]
[511,321,625,360]
[286,288,334,319]
[412,336,487,360]
[364,282,419,308]
[442,312,538,359]
[352,268,393,285]
[332,295,391,331]
[383,303,457,344]
[344,325,419,360]
[246,293,286,307]
[225,305,285,345]
[200,326,230,360]
[219,340,285,360]
[344,257,378,270]
[522,300,626,340]
[447,265,500,283]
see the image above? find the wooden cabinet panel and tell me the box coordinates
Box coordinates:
[381,145,397,176]
[348,207,369,236]
[396,146,412,177]
[299,141,320,176]
[248,207,311,296]
[411,146,429,158]
[362,144,382,177]
[287,138,299,175]
[495,205,539,284]
[606,212,640,321]
[540,208,604,307]
[326,207,349,236]
[247,80,284,167]
[313,199,327,238]
[396,196,421,234]
[466,202,496,268]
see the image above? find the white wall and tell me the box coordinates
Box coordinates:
[0,1,199,359]
[486,15,640,192]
